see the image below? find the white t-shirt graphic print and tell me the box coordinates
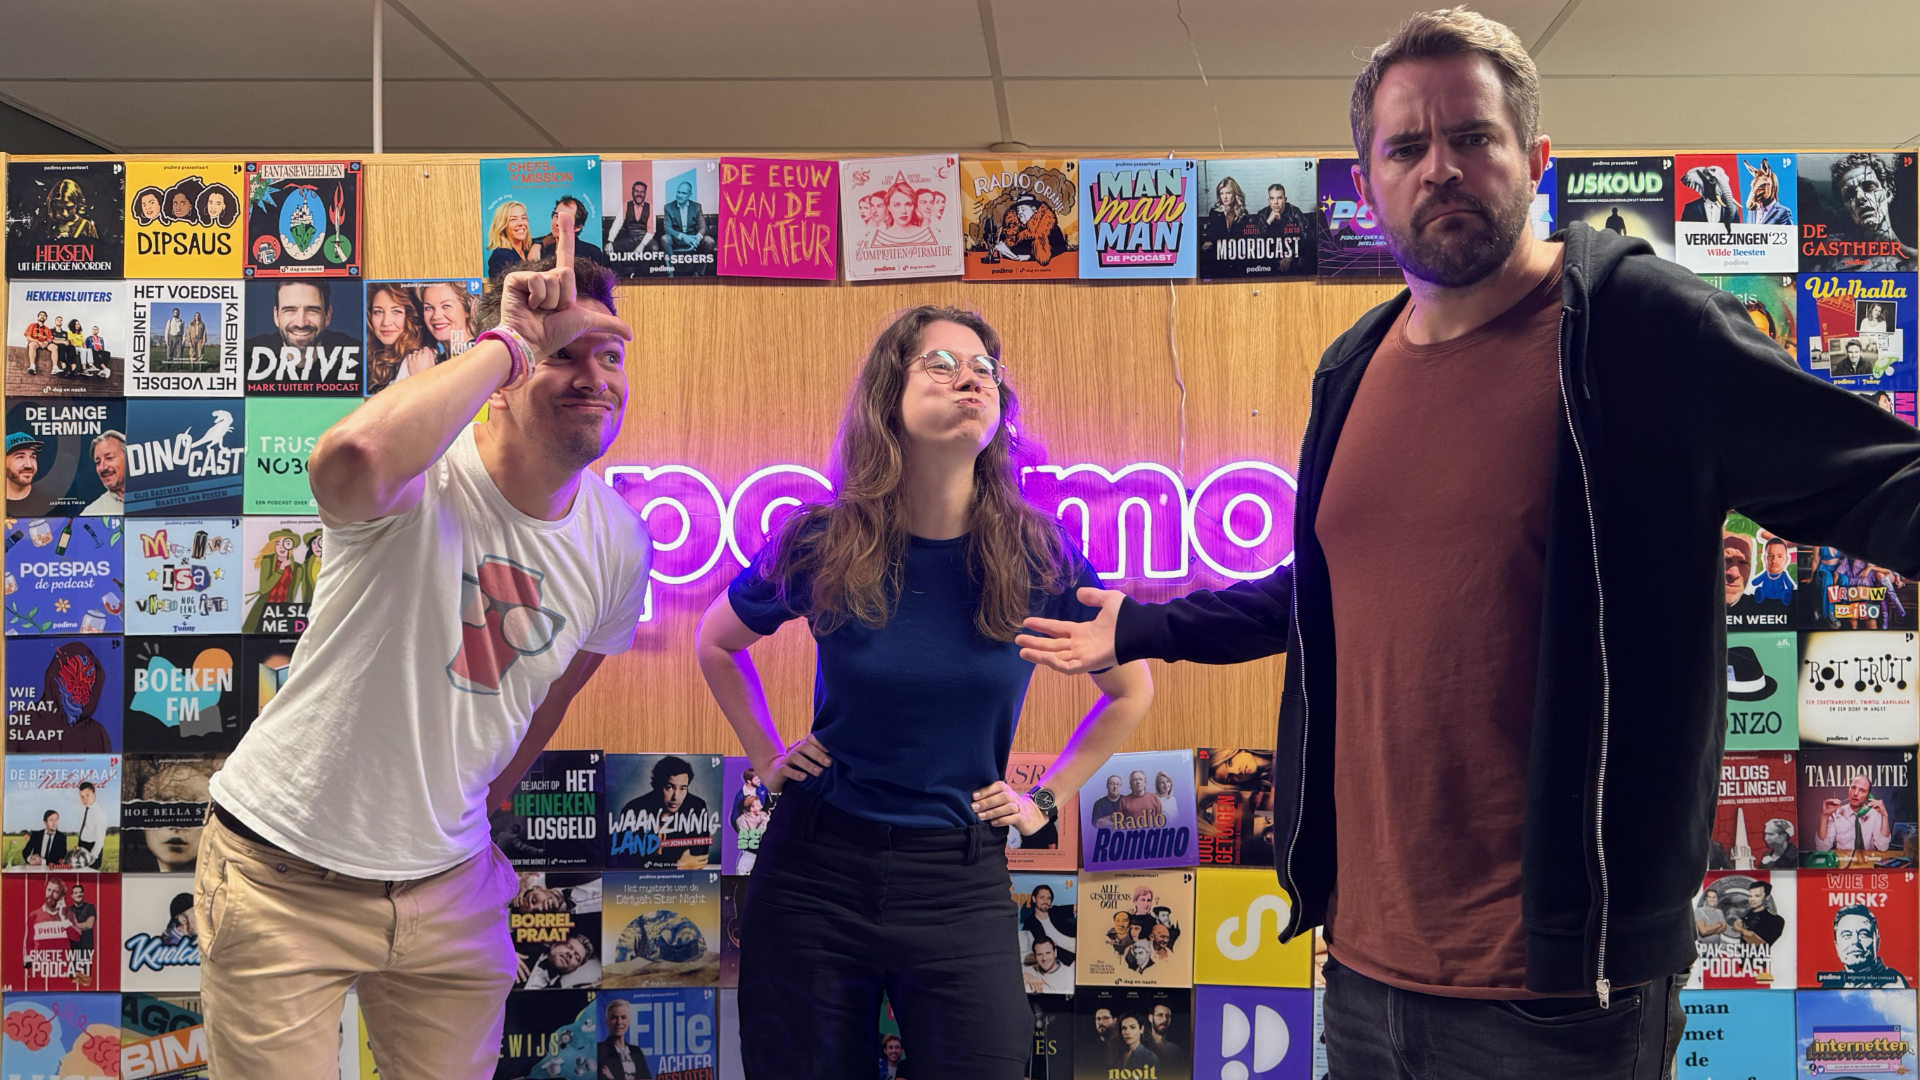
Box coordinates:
[211,426,648,879]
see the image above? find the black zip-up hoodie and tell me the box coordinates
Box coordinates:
[1113,222,1920,1000]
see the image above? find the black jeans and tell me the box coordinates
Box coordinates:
[1322,956,1686,1080]
[738,786,1031,1080]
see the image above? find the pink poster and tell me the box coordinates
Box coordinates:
[718,157,839,280]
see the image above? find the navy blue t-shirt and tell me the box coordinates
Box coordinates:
[728,534,1104,828]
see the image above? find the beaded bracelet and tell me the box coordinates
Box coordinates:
[475,326,534,389]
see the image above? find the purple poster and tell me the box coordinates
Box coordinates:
[1315,157,1403,280]
[719,755,777,876]
[1194,986,1314,1080]
[1078,749,1198,872]
[718,157,839,281]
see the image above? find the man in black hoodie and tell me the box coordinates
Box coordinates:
[1018,9,1920,1080]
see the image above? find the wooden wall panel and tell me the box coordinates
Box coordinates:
[1,153,1405,763]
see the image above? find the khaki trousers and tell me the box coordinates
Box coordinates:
[194,811,519,1080]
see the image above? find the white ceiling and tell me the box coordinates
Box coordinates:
[2,0,1918,155]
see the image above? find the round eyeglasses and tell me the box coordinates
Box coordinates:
[913,349,1004,386]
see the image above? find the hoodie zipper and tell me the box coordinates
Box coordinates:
[1554,305,1614,1008]
[1281,394,1317,930]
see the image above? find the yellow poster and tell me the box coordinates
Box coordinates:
[1192,866,1314,987]
[125,161,246,277]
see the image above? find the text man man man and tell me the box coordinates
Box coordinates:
[1021,9,1920,1077]
[199,226,649,1078]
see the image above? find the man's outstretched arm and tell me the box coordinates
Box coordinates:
[1017,566,1294,675]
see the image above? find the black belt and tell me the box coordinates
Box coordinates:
[210,802,282,852]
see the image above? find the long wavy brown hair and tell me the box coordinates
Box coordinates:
[763,305,1073,640]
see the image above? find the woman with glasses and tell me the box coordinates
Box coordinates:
[696,304,1153,1077]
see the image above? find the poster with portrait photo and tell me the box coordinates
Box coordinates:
[1194,747,1274,866]
[600,160,663,276]
[597,989,718,1077]
[363,279,482,395]
[1078,749,1198,872]
[5,637,122,754]
[123,401,244,518]
[1072,986,1191,1080]
[1076,869,1194,989]
[509,872,601,991]
[5,281,128,398]
[122,636,245,756]
[839,154,962,281]
[1557,155,1675,262]
[124,518,242,637]
[3,398,126,519]
[606,753,722,871]
[479,154,605,279]
[1797,273,1915,398]
[720,755,777,876]
[3,515,123,638]
[126,280,242,398]
[1686,869,1795,989]
[119,754,221,876]
[242,278,364,395]
[239,516,321,636]
[1797,746,1916,871]
[123,162,243,280]
[648,159,720,279]
[1798,868,1917,989]
[242,160,361,278]
[119,873,204,993]
[0,755,121,873]
[1673,153,1797,274]
[0,874,120,993]
[1196,158,1317,279]
[961,158,1079,281]
[1711,752,1798,872]
[1013,873,1078,995]
[7,161,125,278]
[1798,151,1918,273]
[1722,512,1801,632]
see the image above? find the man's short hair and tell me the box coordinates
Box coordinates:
[1268,184,1287,196]
[1764,537,1787,551]
[1350,7,1540,174]
[1749,879,1770,897]
[78,782,94,793]
[476,254,618,336]
[650,755,694,792]
[42,810,56,823]
[1834,902,1878,931]
[554,195,586,231]
[1831,153,1897,202]
[276,279,331,309]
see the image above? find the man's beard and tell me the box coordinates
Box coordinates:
[1380,178,1534,288]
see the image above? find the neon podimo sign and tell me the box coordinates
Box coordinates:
[603,458,1298,624]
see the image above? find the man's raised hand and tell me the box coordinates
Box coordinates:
[497,218,631,377]
[1017,587,1125,674]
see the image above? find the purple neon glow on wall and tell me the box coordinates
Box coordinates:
[602,458,1296,624]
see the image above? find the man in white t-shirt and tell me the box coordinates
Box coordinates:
[196,226,649,1080]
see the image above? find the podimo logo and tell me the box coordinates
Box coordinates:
[602,457,1299,624]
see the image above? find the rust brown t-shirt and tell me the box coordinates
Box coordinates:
[1316,260,1565,997]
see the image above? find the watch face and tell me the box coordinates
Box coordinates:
[1032,787,1057,813]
